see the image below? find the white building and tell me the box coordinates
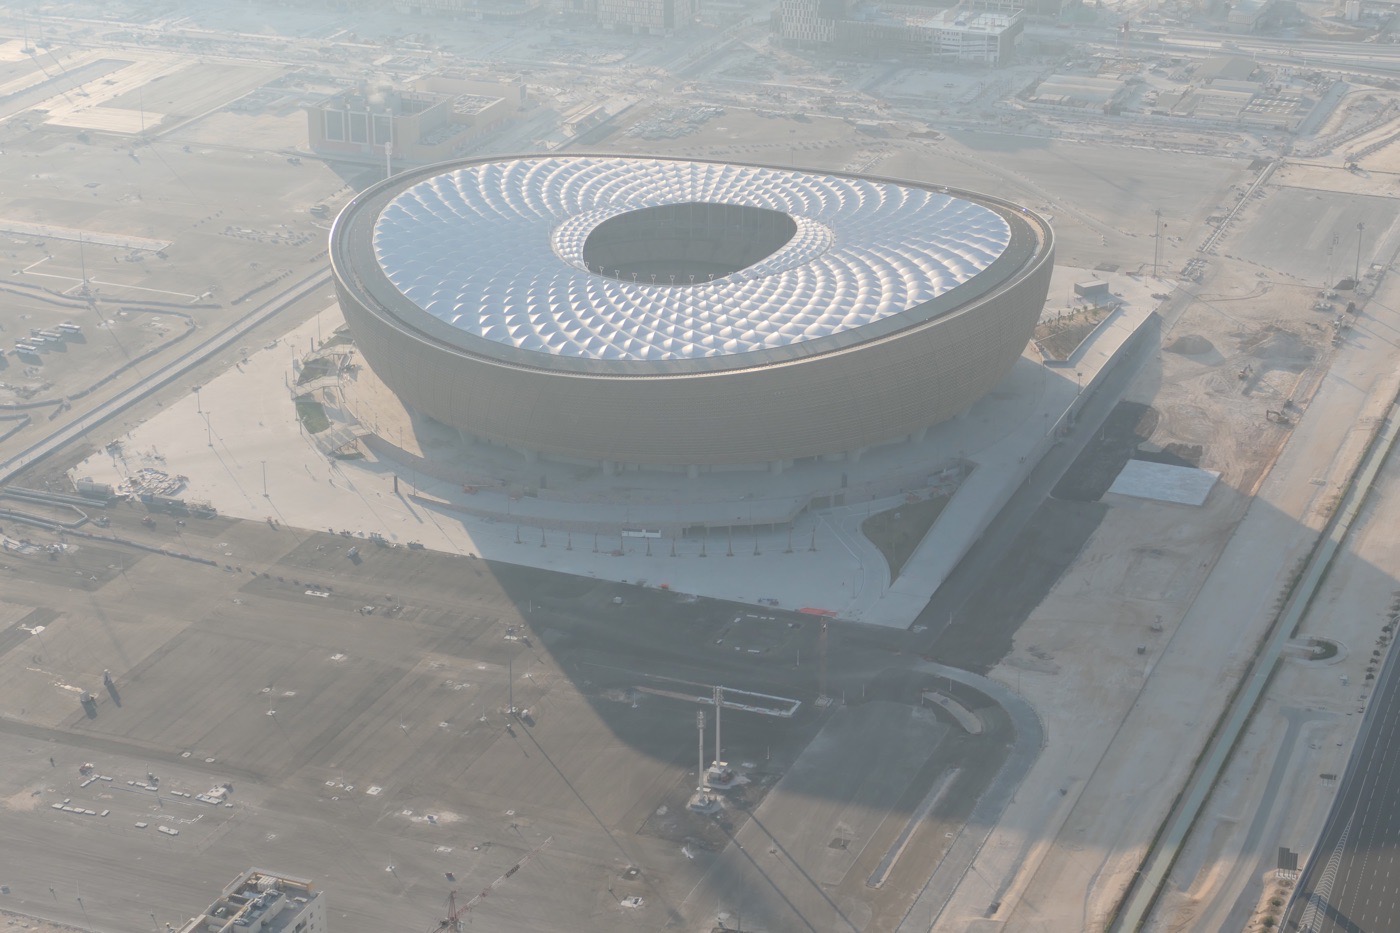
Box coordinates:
[175,869,326,933]
[777,0,1023,65]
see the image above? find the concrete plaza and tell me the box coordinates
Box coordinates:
[73,270,1156,628]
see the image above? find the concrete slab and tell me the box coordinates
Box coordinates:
[1107,459,1220,506]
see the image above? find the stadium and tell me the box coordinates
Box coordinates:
[330,155,1055,472]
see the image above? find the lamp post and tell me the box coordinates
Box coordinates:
[1355,221,1366,285]
[261,460,268,497]
[696,710,706,795]
[1152,208,1164,278]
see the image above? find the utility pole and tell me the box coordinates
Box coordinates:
[818,621,829,706]
[713,685,723,769]
[1152,208,1163,278]
[696,710,706,794]
[1355,221,1366,285]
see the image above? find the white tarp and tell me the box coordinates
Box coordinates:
[1107,458,1220,506]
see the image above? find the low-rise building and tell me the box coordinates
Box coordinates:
[175,868,325,933]
[307,75,525,166]
[1026,73,1128,113]
[778,0,1023,65]
[392,0,542,18]
[594,0,699,33]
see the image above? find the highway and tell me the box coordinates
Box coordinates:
[1287,580,1400,933]
[0,268,330,486]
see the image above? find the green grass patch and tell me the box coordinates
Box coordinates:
[861,494,952,581]
[296,396,330,434]
[1035,304,1113,361]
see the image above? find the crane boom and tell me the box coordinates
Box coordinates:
[434,836,553,931]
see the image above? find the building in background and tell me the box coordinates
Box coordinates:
[392,0,543,19]
[593,0,699,32]
[175,868,325,933]
[777,0,1023,65]
[307,74,526,166]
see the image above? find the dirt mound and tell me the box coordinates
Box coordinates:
[1136,442,1205,468]
[1166,334,1215,356]
[1241,325,1315,363]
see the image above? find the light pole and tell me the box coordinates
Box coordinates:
[261,460,268,497]
[1355,221,1366,285]
[1152,208,1164,278]
[713,684,723,769]
[204,411,212,447]
[696,711,706,795]
[192,385,201,414]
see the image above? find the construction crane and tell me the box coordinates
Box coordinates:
[432,837,553,931]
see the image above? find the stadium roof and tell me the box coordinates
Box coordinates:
[370,156,1012,363]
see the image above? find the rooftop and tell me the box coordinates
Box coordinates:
[176,869,320,933]
[369,156,1012,362]
[890,4,1018,33]
[452,93,501,115]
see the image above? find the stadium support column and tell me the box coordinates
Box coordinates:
[769,459,785,475]
[687,464,700,479]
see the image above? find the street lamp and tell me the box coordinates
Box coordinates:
[261,460,268,497]
[1355,221,1366,286]
[192,385,202,414]
[1152,208,1165,278]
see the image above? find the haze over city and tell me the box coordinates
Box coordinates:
[0,0,1395,931]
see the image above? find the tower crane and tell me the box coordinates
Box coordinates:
[431,836,553,931]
